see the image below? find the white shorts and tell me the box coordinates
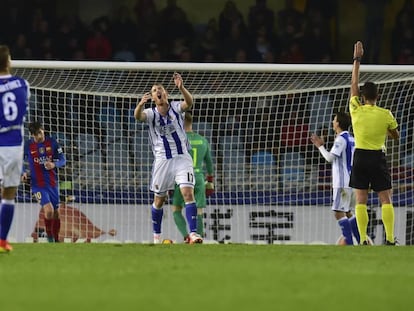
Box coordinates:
[0,145,24,188]
[150,153,195,196]
[332,188,355,213]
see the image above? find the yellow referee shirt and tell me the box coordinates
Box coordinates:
[349,96,398,150]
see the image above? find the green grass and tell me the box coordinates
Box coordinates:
[1,244,414,311]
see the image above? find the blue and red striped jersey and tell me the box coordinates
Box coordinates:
[24,136,66,188]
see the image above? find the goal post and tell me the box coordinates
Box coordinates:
[10,61,414,244]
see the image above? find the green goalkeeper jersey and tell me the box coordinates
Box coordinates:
[187,131,214,176]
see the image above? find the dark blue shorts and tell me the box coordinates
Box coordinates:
[32,186,60,209]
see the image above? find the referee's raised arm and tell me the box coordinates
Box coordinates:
[351,41,364,98]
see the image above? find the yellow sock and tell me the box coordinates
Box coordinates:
[355,204,369,244]
[382,204,395,243]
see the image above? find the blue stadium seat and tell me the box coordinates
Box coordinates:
[249,151,278,191]
[279,151,306,192]
[251,151,275,165]
[99,105,122,127]
[194,122,213,141]
[53,132,69,147]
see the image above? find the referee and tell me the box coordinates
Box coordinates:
[349,41,400,245]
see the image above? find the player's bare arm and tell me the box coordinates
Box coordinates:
[134,92,151,121]
[351,41,364,98]
[388,128,399,140]
[311,133,335,163]
[174,72,193,111]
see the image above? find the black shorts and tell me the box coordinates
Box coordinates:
[349,149,392,191]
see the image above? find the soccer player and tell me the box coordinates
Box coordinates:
[349,41,399,245]
[0,45,30,252]
[22,121,66,243]
[172,111,214,243]
[134,72,203,244]
[311,112,360,245]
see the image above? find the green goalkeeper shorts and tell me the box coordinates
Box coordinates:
[172,173,206,208]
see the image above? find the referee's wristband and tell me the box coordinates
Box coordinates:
[353,57,362,62]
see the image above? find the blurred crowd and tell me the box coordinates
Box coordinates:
[1,0,413,64]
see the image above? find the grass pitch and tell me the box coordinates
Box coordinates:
[1,243,414,311]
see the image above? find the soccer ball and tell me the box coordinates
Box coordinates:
[162,239,174,244]
[336,235,374,245]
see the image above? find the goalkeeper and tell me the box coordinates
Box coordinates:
[172,112,214,243]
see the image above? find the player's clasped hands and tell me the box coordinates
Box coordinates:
[44,161,55,170]
[310,133,324,148]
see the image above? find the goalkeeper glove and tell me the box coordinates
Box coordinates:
[205,175,214,197]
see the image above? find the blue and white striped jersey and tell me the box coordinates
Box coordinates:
[330,131,355,189]
[143,101,190,160]
[0,74,30,146]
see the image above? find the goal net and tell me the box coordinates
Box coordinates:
[10,61,414,245]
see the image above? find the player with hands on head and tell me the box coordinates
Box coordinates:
[349,41,399,245]
[22,121,66,243]
[311,112,360,245]
[172,111,214,243]
[0,45,30,252]
[134,72,203,244]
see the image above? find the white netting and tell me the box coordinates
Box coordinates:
[9,61,414,245]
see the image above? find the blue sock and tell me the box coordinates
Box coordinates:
[185,202,197,233]
[151,205,163,234]
[0,201,15,240]
[338,217,353,245]
[349,215,360,244]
